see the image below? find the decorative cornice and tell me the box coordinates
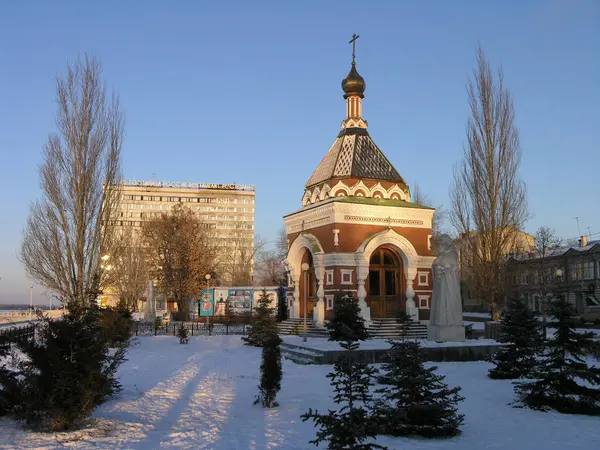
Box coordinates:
[285,199,433,234]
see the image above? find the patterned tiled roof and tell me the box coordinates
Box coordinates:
[305,128,404,188]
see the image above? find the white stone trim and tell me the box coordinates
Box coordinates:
[418,294,430,309]
[325,269,334,285]
[356,229,419,269]
[284,199,434,234]
[417,271,429,287]
[323,252,357,267]
[340,269,354,285]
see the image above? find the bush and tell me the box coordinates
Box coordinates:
[99,305,134,347]
[301,340,385,450]
[153,316,163,332]
[254,332,282,408]
[514,294,600,415]
[326,292,369,343]
[488,297,542,380]
[374,340,464,438]
[243,289,278,347]
[177,323,189,344]
[0,302,129,431]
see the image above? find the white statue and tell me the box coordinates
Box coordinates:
[427,234,465,342]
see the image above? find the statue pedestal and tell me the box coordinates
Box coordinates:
[313,300,325,328]
[427,325,465,342]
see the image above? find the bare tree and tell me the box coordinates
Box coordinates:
[411,183,447,248]
[218,225,267,286]
[254,225,288,287]
[450,45,529,320]
[255,250,284,286]
[141,204,217,320]
[21,55,124,306]
[532,226,562,336]
[102,227,148,311]
[275,226,288,262]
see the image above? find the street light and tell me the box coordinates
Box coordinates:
[29,284,34,320]
[302,262,310,342]
[205,274,211,328]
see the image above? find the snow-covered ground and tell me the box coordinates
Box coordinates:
[1,336,599,449]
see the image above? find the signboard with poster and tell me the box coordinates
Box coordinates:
[252,289,278,310]
[199,289,214,316]
[214,289,229,316]
[227,289,252,314]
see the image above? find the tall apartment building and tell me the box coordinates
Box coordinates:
[112,179,256,284]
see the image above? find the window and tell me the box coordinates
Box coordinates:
[418,295,430,309]
[369,270,380,295]
[571,261,595,281]
[326,295,334,310]
[341,269,353,285]
[384,270,396,295]
[325,270,334,286]
[418,271,429,286]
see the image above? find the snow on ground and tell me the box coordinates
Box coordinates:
[1,336,599,450]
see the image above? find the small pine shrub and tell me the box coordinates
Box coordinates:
[302,340,386,450]
[153,316,163,332]
[514,294,600,415]
[177,323,189,344]
[374,340,464,438]
[276,286,288,322]
[100,305,134,347]
[488,297,543,380]
[0,302,128,431]
[254,333,282,408]
[243,289,278,347]
[326,292,369,343]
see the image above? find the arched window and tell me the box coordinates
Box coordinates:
[367,247,404,317]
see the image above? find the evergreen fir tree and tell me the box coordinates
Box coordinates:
[0,334,16,417]
[326,292,369,342]
[393,310,412,341]
[243,289,278,347]
[0,302,128,430]
[177,323,189,344]
[301,339,387,450]
[514,294,600,415]
[488,297,543,379]
[254,332,282,408]
[374,340,464,438]
[276,286,288,322]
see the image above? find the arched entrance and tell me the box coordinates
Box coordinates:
[298,249,317,318]
[367,246,405,318]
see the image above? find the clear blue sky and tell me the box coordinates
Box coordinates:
[1,1,599,304]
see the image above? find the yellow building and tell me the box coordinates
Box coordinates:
[104,180,256,308]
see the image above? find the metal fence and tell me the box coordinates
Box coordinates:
[0,324,36,349]
[133,321,249,337]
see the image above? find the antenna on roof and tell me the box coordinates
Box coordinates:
[576,217,581,236]
[588,226,592,237]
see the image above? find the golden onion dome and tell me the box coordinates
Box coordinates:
[341,62,366,98]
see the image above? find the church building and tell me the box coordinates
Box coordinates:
[283,37,436,327]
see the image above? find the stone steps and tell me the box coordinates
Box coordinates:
[280,342,325,365]
[367,318,428,340]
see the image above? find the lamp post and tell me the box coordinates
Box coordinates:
[29,284,34,320]
[301,262,310,342]
[205,274,211,327]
